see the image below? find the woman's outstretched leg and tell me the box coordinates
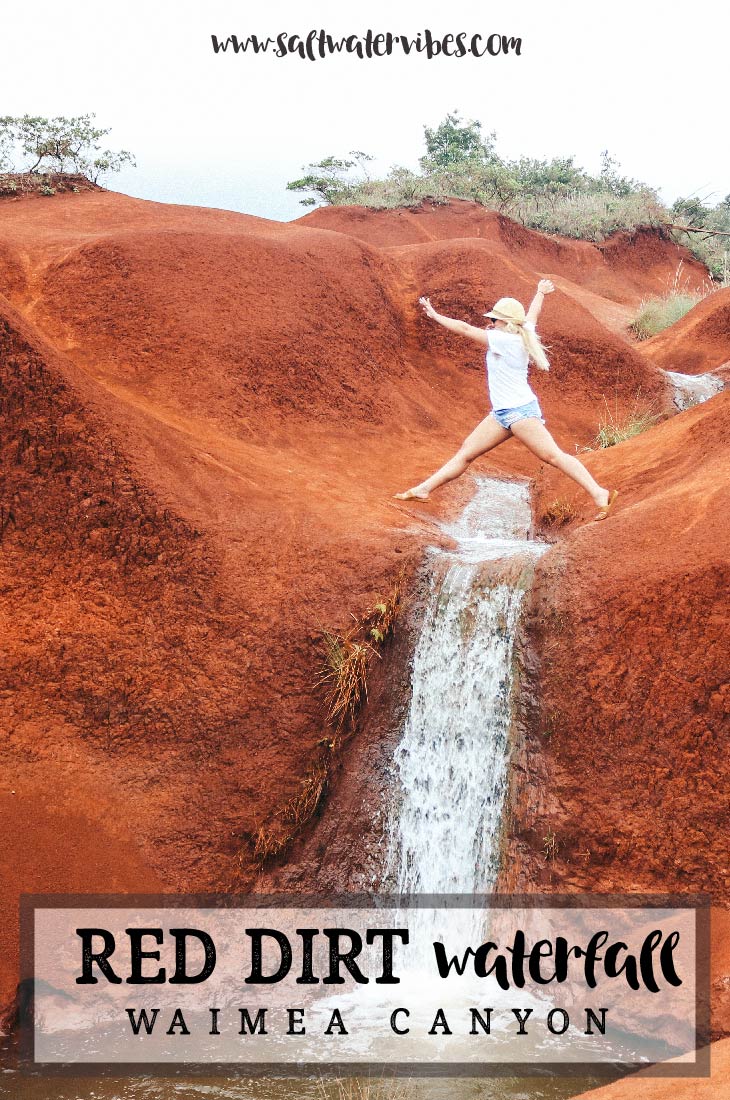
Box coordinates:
[510,418,612,511]
[395,415,511,501]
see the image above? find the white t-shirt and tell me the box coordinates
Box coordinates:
[485,321,537,411]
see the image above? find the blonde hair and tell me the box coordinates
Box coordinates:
[502,319,550,371]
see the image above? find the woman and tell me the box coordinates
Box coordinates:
[395,280,618,521]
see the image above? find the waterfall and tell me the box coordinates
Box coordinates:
[664,368,724,411]
[385,477,547,945]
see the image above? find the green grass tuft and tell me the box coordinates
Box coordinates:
[629,262,719,340]
[629,291,701,340]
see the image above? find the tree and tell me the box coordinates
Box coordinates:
[510,155,588,195]
[0,114,135,179]
[671,196,708,227]
[0,128,12,172]
[599,150,644,197]
[287,151,372,206]
[420,111,497,171]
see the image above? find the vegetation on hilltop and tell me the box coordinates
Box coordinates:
[288,112,730,280]
[0,114,134,184]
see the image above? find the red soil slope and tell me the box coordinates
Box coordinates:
[0,191,726,1048]
[507,387,730,897]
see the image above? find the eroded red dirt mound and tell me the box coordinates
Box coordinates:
[0,288,423,1015]
[506,390,730,898]
[298,198,508,246]
[639,286,730,374]
[31,227,411,428]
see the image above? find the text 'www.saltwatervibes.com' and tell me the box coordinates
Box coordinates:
[210,30,523,60]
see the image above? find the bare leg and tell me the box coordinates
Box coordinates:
[510,418,610,507]
[395,415,511,500]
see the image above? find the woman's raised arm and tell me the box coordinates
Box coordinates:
[525,279,555,325]
[419,296,488,346]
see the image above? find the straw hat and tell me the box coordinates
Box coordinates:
[484,297,526,325]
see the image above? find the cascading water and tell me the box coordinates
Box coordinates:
[385,477,547,946]
[664,368,724,411]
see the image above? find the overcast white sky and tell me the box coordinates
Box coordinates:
[1,0,728,221]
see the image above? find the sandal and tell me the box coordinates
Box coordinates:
[594,489,618,522]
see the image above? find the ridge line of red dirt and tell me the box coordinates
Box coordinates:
[297,198,710,301]
[298,200,716,347]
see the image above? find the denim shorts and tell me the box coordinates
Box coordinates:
[492,399,544,430]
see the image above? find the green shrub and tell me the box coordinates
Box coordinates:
[512,189,665,242]
[288,114,730,277]
[0,113,135,181]
[326,171,665,242]
[629,262,718,339]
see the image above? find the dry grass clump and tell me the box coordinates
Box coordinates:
[251,571,405,866]
[541,499,578,529]
[253,762,331,863]
[514,189,665,241]
[590,395,659,449]
[318,629,377,731]
[593,409,658,448]
[318,571,404,730]
[543,828,562,863]
[361,574,403,644]
[253,825,289,864]
[282,762,330,828]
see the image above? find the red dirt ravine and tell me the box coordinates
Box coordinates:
[1,191,728,1077]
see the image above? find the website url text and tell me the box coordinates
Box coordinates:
[210,30,523,61]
